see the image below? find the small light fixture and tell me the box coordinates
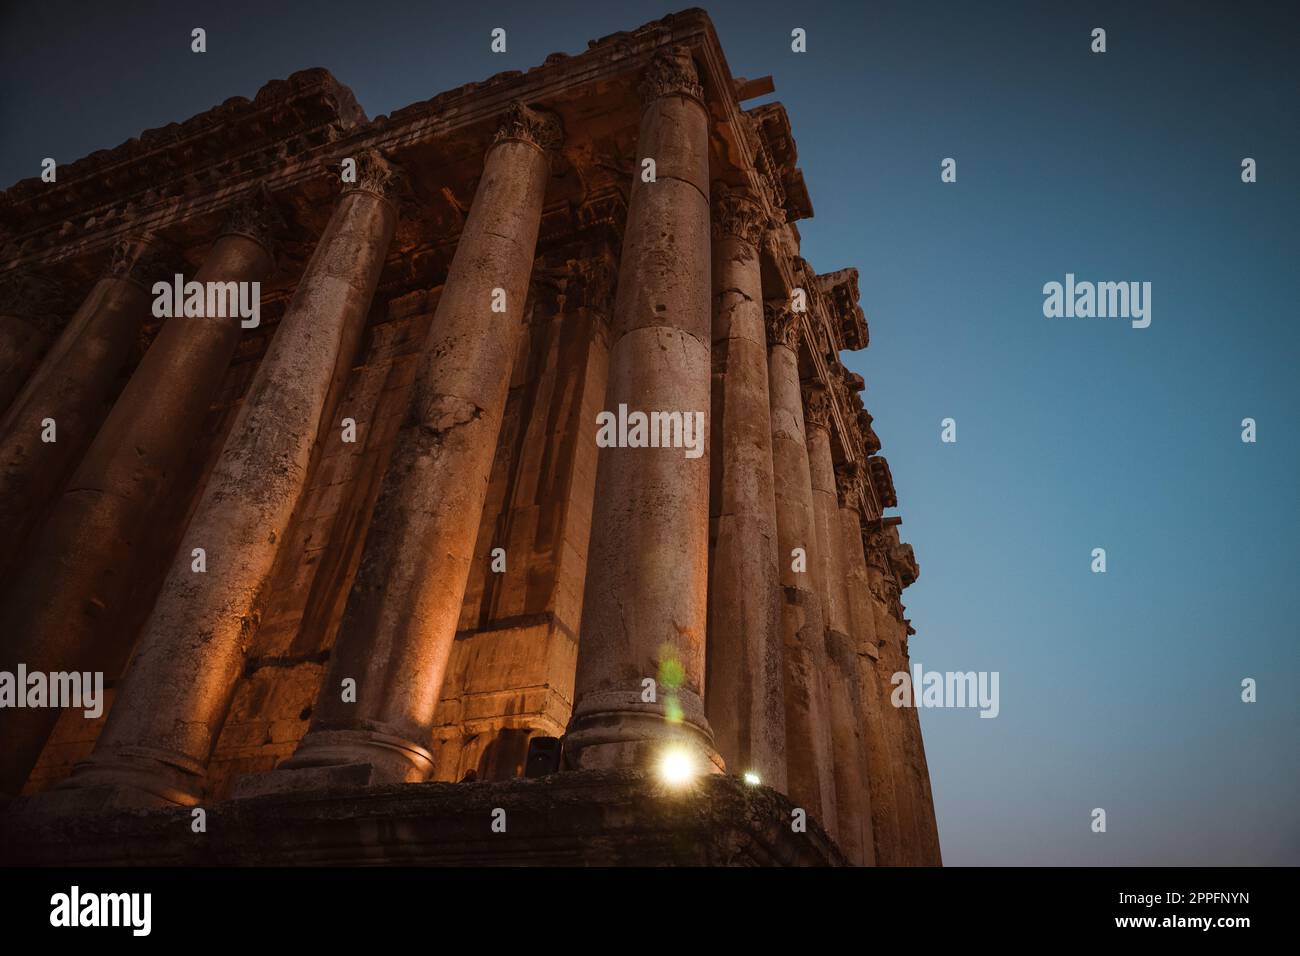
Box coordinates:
[742,771,762,787]
[657,746,696,787]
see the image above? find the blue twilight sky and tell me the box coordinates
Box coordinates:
[2,1,1296,865]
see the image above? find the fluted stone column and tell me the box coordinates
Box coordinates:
[565,48,719,773]
[763,303,838,834]
[804,382,874,864]
[705,184,786,791]
[0,194,279,799]
[50,155,401,809]
[837,468,904,866]
[242,104,561,791]
[0,239,169,584]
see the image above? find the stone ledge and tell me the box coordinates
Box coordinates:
[0,769,845,866]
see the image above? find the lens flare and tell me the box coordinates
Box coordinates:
[658,747,696,787]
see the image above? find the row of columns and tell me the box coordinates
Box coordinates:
[2,46,936,864]
[0,197,279,798]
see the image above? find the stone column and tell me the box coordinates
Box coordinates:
[804,382,874,864]
[864,527,925,864]
[0,318,48,414]
[564,48,718,773]
[837,471,904,865]
[876,532,943,866]
[0,273,64,415]
[763,303,838,834]
[705,184,786,791]
[0,239,169,583]
[244,104,561,791]
[0,194,279,799]
[51,155,401,808]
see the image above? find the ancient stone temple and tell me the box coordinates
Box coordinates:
[0,9,939,866]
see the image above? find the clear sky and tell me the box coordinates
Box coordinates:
[2,0,1296,865]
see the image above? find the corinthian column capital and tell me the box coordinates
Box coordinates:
[0,271,73,335]
[104,235,182,290]
[711,183,765,247]
[493,101,564,154]
[835,460,863,511]
[764,301,800,351]
[639,45,704,106]
[342,149,406,205]
[220,186,285,259]
[801,380,832,429]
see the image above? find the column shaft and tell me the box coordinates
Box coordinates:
[565,48,717,773]
[804,388,874,864]
[0,202,276,798]
[56,166,398,807]
[763,304,838,833]
[839,502,904,865]
[705,186,786,790]
[261,105,560,788]
[0,317,50,414]
[0,240,164,584]
[894,623,943,865]
[864,534,926,864]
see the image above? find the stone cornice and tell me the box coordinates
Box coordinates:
[0,69,364,257]
[0,10,730,277]
[816,268,868,351]
[867,456,898,509]
[745,102,813,223]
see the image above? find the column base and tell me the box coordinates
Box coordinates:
[37,746,206,810]
[237,727,434,798]
[563,689,724,775]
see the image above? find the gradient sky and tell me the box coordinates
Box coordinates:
[2,1,1296,865]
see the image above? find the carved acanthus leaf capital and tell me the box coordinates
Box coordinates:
[801,381,832,429]
[342,149,406,204]
[835,460,863,510]
[639,46,704,105]
[493,102,564,153]
[0,270,72,335]
[764,301,800,351]
[105,235,183,289]
[220,186,285,258]
[711,183,765,247]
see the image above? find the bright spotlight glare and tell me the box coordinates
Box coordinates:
[658,747,696,787]
[742,771,761,786]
